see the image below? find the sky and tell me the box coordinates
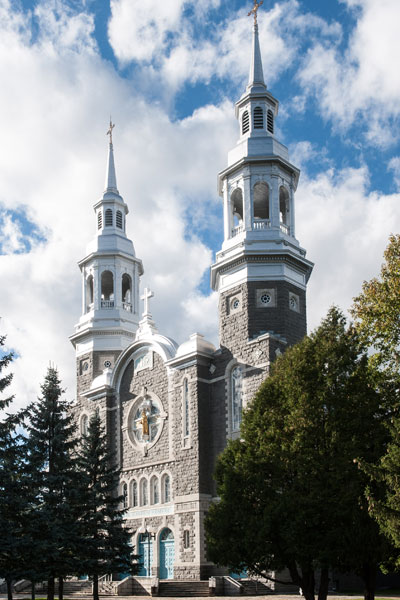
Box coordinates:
[1,0,400,410]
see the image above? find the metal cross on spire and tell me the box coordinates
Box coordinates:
[106,118,115,144]
[141,287,154,317]
[248,0,263,26]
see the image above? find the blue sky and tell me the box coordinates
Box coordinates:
[1,0,400,408]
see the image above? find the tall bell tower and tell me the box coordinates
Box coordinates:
[70,123,143,393]
[211,9,313,349]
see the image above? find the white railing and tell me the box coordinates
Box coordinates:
[86,303,94,312]
[280,223,290,235]
[123,302,132,312]
[101,300,114,308]
[231,224,244,237]
[253,219,271,230]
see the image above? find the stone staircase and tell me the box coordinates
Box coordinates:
[158,580,210,597]
[240,579,273,595]
[63,580,93,595]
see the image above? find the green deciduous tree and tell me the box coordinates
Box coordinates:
[25,367,79,600]
[206,308,390,600]
[76,412,137,600]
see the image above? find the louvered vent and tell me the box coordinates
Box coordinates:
[105,208,113,226]
[116,210,123,229]
[242,110,249,134]
[254,106,263,129]
[97,211,102,229]
[267,110,274,134]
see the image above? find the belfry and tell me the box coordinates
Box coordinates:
[70,4,313,592]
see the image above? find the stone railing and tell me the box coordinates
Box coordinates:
[101,300,114,308]
[280,222,290,235]
[123,302,132,312]
[232,224,244,237]
[253,219,271,230]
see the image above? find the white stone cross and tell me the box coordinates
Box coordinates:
[141,287,154,317]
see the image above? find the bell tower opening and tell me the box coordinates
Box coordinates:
[101,270,114,308]
[253,181,269,224]
[231,188,243,237]
[279,186,290,234]
[86,275,94,312]
[122,273,132,311]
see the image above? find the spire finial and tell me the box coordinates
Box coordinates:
[106,117,115,145]
[248,0,263,26]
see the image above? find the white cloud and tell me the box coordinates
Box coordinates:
[296,164,400,330]
[388,157,400,190]
[299,0,400,146]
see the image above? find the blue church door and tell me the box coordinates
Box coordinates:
[138,534,154,577]
[159,528,174,580]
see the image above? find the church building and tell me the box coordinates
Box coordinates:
[70,8,313,587]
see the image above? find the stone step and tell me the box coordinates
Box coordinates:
[158,580,210,597]
[240,579,274,595]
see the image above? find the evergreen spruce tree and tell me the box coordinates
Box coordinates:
[25,367,79,600]
[76,412,137,600]
[0,335,27,600]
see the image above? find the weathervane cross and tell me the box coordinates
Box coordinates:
[141,287,154,317]
[248,0,263,26]
[106,118,115,144]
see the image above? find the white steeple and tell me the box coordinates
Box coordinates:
[211,4,313,296]
[70,122,144,356]
[247,22,266,91]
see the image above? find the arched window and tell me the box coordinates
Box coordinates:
[183,379,189,439]
[80,414,89,436]
[267,109,274,134]
[162,474,171,503]
[253,182,270,221]
[86,275,94,311]
[279,186,290,232]
[105,208,113,227]
[150,477,159,505]
[253,106,263,129]
[122,274,132,311]
[101,270,114,308]
[231,366,243,432]
[116,210,123,229]
[242,110,249,134]
[140,479,148,506]
[122,483,128,509]
[97,211,103,230]
[131,480,138,507]
[183,530,190,549]
[230,188,243,236]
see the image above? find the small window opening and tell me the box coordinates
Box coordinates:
[267,109,274,134]
[105,208,113,227]
[254,106,264,129]
[231,366,243,432]
[242,110,249,134]
[151,477,159,505]
[163,475,171,503]
[101,270,114,307]
[122,273,132,308]
[141,479,148,506]
[122,483,128,508]
[253,182,269,220]
[280,186,290,229]
[116,210,123,229]
[86,275,94,311]
[81,414,88,436]
[97,211,102,229]
[132,481,138,507]
[183,530,190,549]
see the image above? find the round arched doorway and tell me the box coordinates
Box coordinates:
[159,528,174,579]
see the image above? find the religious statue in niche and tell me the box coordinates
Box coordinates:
[132,386,161,446]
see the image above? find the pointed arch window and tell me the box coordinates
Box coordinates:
[231,366,243,432]
[105,208,113,227]
[122,483,128,509]
[162,474,171,503]
[242,110,250,134]
[254,106,264,129]
[140,479,148,506]
[97,211,103,229]
[267,109,274,134]
[116,210,123,229]
[150,476,159,505]
[80,414,89,436]
[131,480,138,507]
